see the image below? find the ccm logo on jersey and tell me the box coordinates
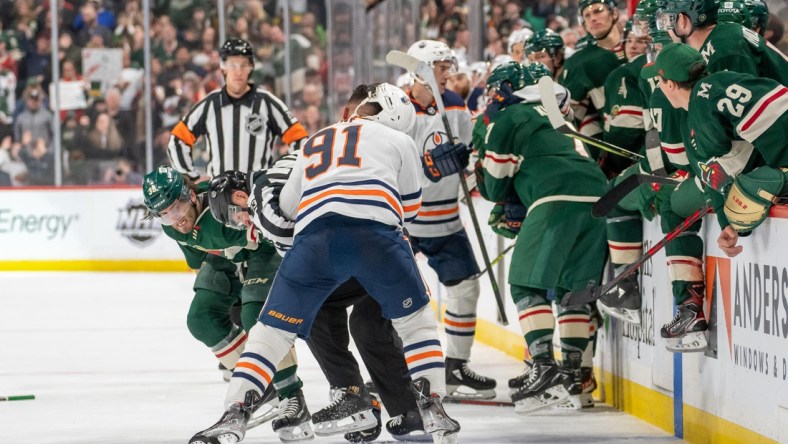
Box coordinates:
[267,309,304,325]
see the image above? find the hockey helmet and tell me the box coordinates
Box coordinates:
[487,61,527,92]
[208,171,249,228]
[526,29,565,55]
[406,40,458,73]
[356,83,416,134]
[142,166,192,225]
[718,1,752,26]
[744,0,768,34]
[507,28,534,61]
[579,0,618,21]
[219,38,254,62]
[658,0,719,31]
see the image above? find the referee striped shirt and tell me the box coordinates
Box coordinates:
[168,84,308,179]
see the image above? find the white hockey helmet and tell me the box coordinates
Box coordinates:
[507,28,534,56]
[354,83,415,134]
[406,40,458,82]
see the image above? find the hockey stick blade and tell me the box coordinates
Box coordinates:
[537,76,643,161]
[592,174,682,218]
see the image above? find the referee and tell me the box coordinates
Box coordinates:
[168,38,308,180]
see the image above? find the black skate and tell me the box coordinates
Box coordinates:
[507,360,533,395]
[247,383,280,429]
[311,385,377,436]
[344,395,382,443]
[661,285,708,353]
[272,389,314,442]
[510,358,572,414]
[554,356,594,410]
[189,390,261,444]
[445,358,497,400]
[386,410,431,442]
[411,377,460,443]
[598,273,642,324]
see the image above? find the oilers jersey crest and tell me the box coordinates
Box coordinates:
[406,89,473,237]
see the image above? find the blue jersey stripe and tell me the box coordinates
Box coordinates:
[298,197,401,222]
[410,215,460,225]
[402,339,442,353]
[302,179,401,201]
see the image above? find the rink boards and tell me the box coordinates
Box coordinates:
[2,187,787,443]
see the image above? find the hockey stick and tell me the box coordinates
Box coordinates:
[592,174,681,218]
[443,398,515,407]
[537,76,643,162]
[561,205,712,307]
[0,394,35,401]
[473,243,515,279]
[387,50,509,326]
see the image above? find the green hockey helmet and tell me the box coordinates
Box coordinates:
[525,29,565,55]
[487,61,528,92]
[142,166,192,225]
[635,0,664,33]
[717,0,752,26]
[523,62,553,85]
[579,0,618,16]
[658,0,719,31]
[744,0,768,34]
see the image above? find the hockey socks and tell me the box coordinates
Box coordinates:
[392,305,446,397]
[512,286,554,361]
[444,279,480,359]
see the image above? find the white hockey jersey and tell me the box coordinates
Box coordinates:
[284,118,423,236]
[405,89,473,237]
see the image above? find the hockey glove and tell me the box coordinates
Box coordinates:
[483,82,522,123]
[422,142,472,183]
[488,203,521,239]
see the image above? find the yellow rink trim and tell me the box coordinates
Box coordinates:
[683,404,777,444]
[0,260,191,272]
[596,368,675,435]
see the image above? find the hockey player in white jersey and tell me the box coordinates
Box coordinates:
[403,40,497,401]
[189,83,462,444]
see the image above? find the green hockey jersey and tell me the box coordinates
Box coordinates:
[699,22,788,84]
[604,54,648,153]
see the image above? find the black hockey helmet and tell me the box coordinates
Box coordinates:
[219,38,254,62]
[208,170,250,227]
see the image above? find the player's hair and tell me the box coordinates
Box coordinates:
[674,62,707,90]
[347,83,383,116]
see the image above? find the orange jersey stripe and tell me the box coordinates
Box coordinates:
[405,350,443,364]
[418,207,458,217]
[403,203,422,213]
[298,189,402,217]
[235,362,272,383]
[172,121,197,146]
[282,123,308,145]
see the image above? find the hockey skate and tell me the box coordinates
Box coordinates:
[510,358,572,414]
[597,273,642,324]
[661,286,708,353]
[189,390,261,444]
[344,396,382,443]
[507,360,533,395]
[411,377,460,444]
[554,365,595,410]
[386,410,431,442]
[272,389,314,442]
[247,383,280,429]
[311,385,377,436]
[445,357,497,400]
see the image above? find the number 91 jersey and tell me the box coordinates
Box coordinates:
[288,118,423,236]
[405,89,473,237]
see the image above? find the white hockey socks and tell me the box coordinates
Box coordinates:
[211,324,247,370]
[392,305,446,397]
[226,322,297,408]
[444,278,480,360]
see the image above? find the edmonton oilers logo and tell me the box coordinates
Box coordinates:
[421,131,449,154]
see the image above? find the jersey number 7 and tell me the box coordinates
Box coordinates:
[304,125,362,179]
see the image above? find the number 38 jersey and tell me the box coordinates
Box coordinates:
[405,89,473,238]
[287,118,423,236]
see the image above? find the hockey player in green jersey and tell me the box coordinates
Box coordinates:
[525,29,565,80]
[481,62,609,414]
[644,43,788,256]
[657,0,787,84]
[142,166,313,441]
[560,0,625,156]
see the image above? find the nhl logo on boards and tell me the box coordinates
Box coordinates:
[116,199,162,247]
[245,113,265,136]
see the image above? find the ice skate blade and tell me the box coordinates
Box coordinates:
[598,300,642,324]
[664,331,708,353]
[189,433,239,444]
[391,431,432,442]
[247,402,280,429]
[514,385,570,414]
[277,422,315,442]
[431,429,459,444]
[444,385,496,401]
[313,408,377,436]
[553,393,593,410]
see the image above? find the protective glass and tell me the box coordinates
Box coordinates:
[226,205,249,230]
[656,10,678,31]
[158,194,193,226]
